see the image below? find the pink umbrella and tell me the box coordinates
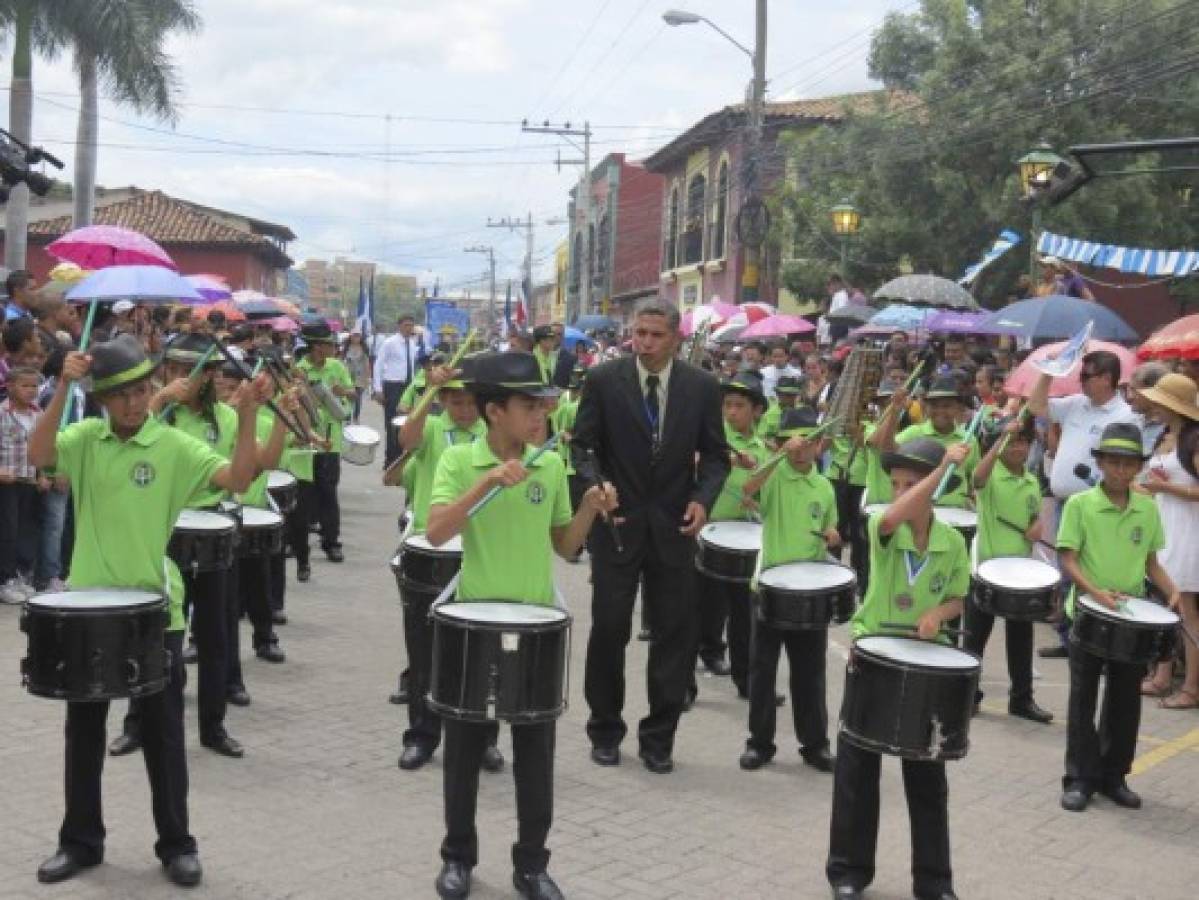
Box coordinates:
[262,316,298,333]
[47,225,176,271]
[681,301,738,336]
[1005,339,1138,398]
[739,301,775,324]
[184,274,232,301]
[740,314,815,339]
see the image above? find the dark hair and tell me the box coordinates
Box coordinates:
[5,269,32,296]
[633,297,681,332]
[1180,421,1199,480]
[2,317,35,353]
[6,365,40,383]
[1082,350,1121,390]
[151,305,172,326]
[746,341,768,356]
[978,364,1004,388]
[472,386,518,427]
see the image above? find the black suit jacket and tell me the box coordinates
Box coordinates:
[572,355,729,559]
[550,351,576,390]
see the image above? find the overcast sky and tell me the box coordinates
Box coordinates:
[23,0,902,292]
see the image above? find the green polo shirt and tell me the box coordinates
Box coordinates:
[168,402,237,509]
[861,423,893,506]
[238,408,276,509]
[550,396,579,476]
[410,411,486,532]
[298,356,352,453]
[758,400,782,442]
[711,424,768,522]
[400,370,427,412]
[1056,485,1165,617]
[850,511,970,642]
[286,444,314,482]
[895,421,979,509]
[56,416,228,631]
[431,439,572,605]
[976,462,1041,563]
[533,346,558,384]
[758,459,837,569]
[829,434,868,487]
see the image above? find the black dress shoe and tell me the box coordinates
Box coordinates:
[682,686,698,712]
[1061,787,1092,812]
[227,686,252,707]
[590,745,620,766]
[637,628,652,641]
[271,610,288,625]
[1100,780,1142,809]
[514,869,565,900]
[201,732,244,759]
[182,643,198,665]
[324,546,345,563]
[108,732,141,756]
[1009,699,1053,724]
[37,849,98,884]
[481,745,505,773]
[435,860,472,899]
[1038,645,1069,659]
[297,564,311,582]
[915,891,959,900]
[164,852,203,887]
[639,749,674,774]
[739,747,770,770]
[776,692,786,707]
[255,642,286,663]
[702,657,732,677]
[801,745,835,773]
[389,687,409,705]
[399,744,434,771]
[830,884,863,900]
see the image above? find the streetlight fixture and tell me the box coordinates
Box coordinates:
[662,9,754,58]
[1016,142,1064,280]
[830,198,860,278]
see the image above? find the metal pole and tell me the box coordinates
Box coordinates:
[525,211,535,321]
[741,0,768,303]
[579,121,592,318]
[751,0,767,145]
[1030,206,1041,282]
[841,236,849,281]
[488,248,496,340]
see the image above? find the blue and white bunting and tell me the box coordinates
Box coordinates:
[1037,230,1199,278]
[959,229,1022,285]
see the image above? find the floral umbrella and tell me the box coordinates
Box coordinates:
[185,274,232,301]
[681,301,739,336]
[48,225,176,271]
[1005,339,1138,397]
[1137,313,1199,360]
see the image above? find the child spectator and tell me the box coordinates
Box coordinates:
[0,366,45,603]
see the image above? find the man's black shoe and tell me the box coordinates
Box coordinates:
[1038,645,1069,659]
[1009,699,1053,724]
[227,686,251,707]
[435,861,472,899]
[271,610,288,625]
[915,892,959,900]
[639,749,674,774]
[637,628,652,641]
[37,849,98,884]
[1100,780,1142,809]
[108,732,141,756]
[776,692,786,707]
[682,685,697,712]
[324,545,345,563]
[182,643,198,665]
[801,746,835,773]
[201,732,244,759]
[701,656,731,677]
[481,745,505,773]
[255,642,286,663]
[1061,787,1092,812]
[590,745,620,766]
[739,747,770,770]
[830,884,863,900]
[399,744,434,770]
[164,852,202,887]
[513,869,565,900]
[296,564,311,582]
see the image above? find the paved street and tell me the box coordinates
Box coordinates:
[2,410,1198,900]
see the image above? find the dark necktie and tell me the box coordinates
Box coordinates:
[404,339,413,383]
[645,373,660,438]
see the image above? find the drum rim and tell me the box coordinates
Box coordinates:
[853,635,981,670]
[240,509,285,527]
[933,506,978,525]
[1077,595,1180,627]
[173,510,237,531]
[344,425,380,443]
[267,470,298,487]
[403,533,463,554]
[26,590,167,611]
[433,600,570,626]
[758,561,856,590]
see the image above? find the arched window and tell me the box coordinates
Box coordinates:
[711,160,729,260]
[683,173,706,265]
[663,187,679,271]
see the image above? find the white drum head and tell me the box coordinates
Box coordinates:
[759,561,855,591]
[857,635,979,670]
[404,533,463,554]
[344,425,380,446]
[174,509,235,532]
[934,507,978,528]
[241,508,284,528]
[438,601,567,625]
[391,416,408,429]
[27,589,164,611]
[700,521,762,552]
[977,557,1060,590]
[267,470,297,490]
[1079,595,1180,626]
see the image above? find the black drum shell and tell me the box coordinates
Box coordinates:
[1070,604,1172,665]
[267,479,298,514]
[429,604,570,724]
[237,521,284,559]
[396,544,462,594]
[21,600,170,701]
[695,542,758,583]
[167,527,236,574]
[756,567,857,630]
[972,575,1058,622]
[840,642,980,761]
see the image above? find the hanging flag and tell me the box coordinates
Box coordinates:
[959,229,1022,285]
[1033,321,1093,378]
[502,280,513,340]
[1038,229,1199,277]
[516,272,530,328]
[354,274,374,345]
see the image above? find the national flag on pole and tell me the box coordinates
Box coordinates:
[502,280,513,340]
[959,229,1022,286]
[354,274,374,344]
[516,272,530,328]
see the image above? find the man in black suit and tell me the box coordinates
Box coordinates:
[572,298,729,774]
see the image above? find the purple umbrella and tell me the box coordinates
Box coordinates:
[184,274,232,302]
[47,225,176,271]
[924,310,999,334]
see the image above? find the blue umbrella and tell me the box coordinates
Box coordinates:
[869,304,932,330]
[65,265,205,304]
[572,314,617,332]
[562,326,596,349]
[979,296,1138,342]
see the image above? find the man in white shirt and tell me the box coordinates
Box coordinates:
[760,343,800,400]
[372,314,428,465]
[817,274,850,346]
[1028,348,1133,656]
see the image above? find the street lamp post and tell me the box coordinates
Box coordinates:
[830,199,861,279]
[1017,142,1064,282]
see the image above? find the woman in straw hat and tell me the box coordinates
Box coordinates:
[1137,373,1199,708]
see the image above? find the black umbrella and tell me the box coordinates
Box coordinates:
[873,274,977,311]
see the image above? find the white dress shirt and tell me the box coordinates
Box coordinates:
[373,333,427,393]
[1046,392,1132,497]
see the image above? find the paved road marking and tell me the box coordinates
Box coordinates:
[1130,727,1199,776]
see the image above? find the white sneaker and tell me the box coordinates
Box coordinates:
[0,579,27,605]
[47,577,67,593]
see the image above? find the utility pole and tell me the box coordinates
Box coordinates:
[522,119,591,321]
[743,0,768,302]
[464,245,496,339]
[487,212,536,322]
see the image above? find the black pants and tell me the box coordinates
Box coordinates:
[442,718,554,874]
[382,380,409,465]
[827,737,953,896]
[268,551,286,613]
[747,618,829,756]
[835,482,867,589]
[284,490,311,574]
[1064,638,1142,791]
[692,572,751,693]
[963,594,1034,705]
[584,540,697,757]
[309,452,341,549]
[0,480,38,580]
[60,631,195,864]
[227,555,277,690]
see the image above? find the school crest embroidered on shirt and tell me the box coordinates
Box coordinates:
[930,573,946,596]
[809,501,822,519]
[206,425,218,445]
[526,481,546,505]
[1130,525,1143,545]
[131,461,156,488]
[895,593,914,611]
[1026,495,1038,517]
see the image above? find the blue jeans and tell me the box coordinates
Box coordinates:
[36,487,69,586]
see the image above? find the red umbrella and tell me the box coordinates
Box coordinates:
[1137,313,1199,360]
[47,225,176,271]
[1005,339,1138,398]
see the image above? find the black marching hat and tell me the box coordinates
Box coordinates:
[464,351,559,398]
[924,374,965,402]
[875,377,899,399]
[778,406,821,438]
[163,333,220,368]
[532,324,554,342]
[569,364,587,390]
[85,333,159,396]
[1092,421,1149,460]
[300,322,337,345]
[775,375,802,396]
[721,371,766,409]
[881,437,961,492]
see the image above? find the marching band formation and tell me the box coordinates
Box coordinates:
[11,295,1198,900]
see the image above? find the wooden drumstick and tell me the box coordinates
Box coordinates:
[160,344,219,420]
[880,621,969,638]
[586,448,624,552]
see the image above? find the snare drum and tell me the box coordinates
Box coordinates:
[934,507,977,545]
[342,425,380,466]
[266,470,298,514]
[167,509,237,573]
[20,590,170,701]
[972,557,1060,621]
[1071,595,1180,665]
[757,561,857,629]
[430,601,571,723]
[841,635,980,761]
[238,508,285,558]
[695,522,762,583]
[392,534,463,596]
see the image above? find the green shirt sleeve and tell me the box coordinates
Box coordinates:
[430,445,468,507]
[55,418,102,481]
[549,456,572,528]
[822,479,838,531]
[172,430,230,509]
[1146,501,1166,554]
[947,533,970,599]
[1056,494,1083,551]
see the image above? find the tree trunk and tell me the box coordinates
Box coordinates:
[5,0,34,270]
[73,51,99,228]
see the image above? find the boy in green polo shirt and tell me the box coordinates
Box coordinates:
[1057,422,1180,815]
[963,415,1053,724]
[738,407,839,772]
[828,437,970,900]
[28,334,262,889]
[759,374,801,446]
[425,351,616,900]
